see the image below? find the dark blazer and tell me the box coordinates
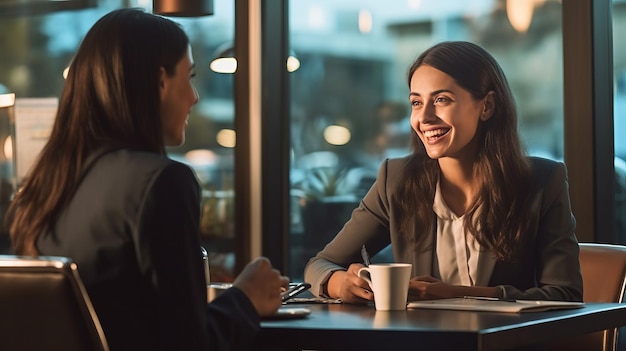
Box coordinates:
[304,156,583,302]
[38,149,258,351]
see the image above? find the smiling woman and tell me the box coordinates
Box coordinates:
[287,1,574,282]
[304,41,582,307]
[5,8,289,351]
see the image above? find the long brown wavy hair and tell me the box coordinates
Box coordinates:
[6,9,189,255]
[398,41,533,261]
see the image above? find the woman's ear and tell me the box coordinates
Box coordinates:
[480,91,495,121]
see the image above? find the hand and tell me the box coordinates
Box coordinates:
[408,275,456,300]
[233,257,290,317]
[408,276,504,301]
[327,263,373,304]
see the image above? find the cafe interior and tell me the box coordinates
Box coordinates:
[1,0,626,350]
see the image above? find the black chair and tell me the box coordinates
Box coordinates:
[0,255,109,351]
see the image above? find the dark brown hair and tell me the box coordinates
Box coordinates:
[399,41,532,261]
[7,8,189,255]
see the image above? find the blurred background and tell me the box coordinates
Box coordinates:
[0,0,624,281]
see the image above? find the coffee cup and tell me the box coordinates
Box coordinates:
[357,263,412,311]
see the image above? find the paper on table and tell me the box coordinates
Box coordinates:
[407,298,584,313]
[283,296,342,304]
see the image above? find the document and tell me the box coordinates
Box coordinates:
[407,297,585,313]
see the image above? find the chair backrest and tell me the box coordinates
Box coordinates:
[563,243,626,351]
[579,243,626,304]
[0,255,109,351]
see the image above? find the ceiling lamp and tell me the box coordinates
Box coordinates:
[153,0,214,17]
[210,44,237,74]
[209,44,300,74]
[287,55,301,73]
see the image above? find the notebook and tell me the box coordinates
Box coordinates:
[407,297,585,313]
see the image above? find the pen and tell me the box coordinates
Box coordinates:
[361,245,371,267]
[281,282,312,303]
[463,296,517,302]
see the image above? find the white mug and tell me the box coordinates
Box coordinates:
[358,263,412,311]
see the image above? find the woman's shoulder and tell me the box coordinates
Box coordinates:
[384,153,427,168]
[527,156,566,178]
[527,156,568,196]
[373,154,429,189]
[98,149,189,171]
[89,149,196,186]
[383,154,428,175]
[528,156,563,168]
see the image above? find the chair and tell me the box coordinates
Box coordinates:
[549,243,626,351]
[0,255,109,351]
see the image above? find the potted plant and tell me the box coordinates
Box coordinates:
[296,166,362,254]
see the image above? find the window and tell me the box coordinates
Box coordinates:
[288,0,564,280]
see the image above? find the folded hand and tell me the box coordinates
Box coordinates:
[233,257,290,316]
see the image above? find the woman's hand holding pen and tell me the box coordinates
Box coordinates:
[327,263,373,304]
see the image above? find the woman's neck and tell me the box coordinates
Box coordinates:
[438,157,479,217]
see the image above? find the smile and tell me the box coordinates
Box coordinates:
[422,128,450,142]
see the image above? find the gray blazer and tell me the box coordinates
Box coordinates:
[304,156,583,302]
[37,149,259,351]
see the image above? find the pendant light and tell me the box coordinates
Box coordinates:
[153,0,214,17]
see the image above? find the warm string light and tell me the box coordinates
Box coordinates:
[323,125,351,146]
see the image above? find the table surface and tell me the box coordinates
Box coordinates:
[257,302,626,351]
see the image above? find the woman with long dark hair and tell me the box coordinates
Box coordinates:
[305,41,582,303]
[7,8,288,350]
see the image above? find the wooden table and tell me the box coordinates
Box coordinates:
[257,302,626,350]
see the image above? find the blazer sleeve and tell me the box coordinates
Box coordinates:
[304,159,397,297]
[136,162,259,350]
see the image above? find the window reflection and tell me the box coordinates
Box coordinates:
[289,0,564,280]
